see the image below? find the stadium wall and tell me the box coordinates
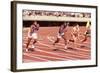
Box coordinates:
[23,16,91,22]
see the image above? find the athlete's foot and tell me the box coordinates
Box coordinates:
[64,46,68,49]
[53,42,55,45]
[28,48,34,52]
[67,40,70,44]
[69,39,74,42]
[53,49,58,51]
[25,48,29,52]
[28,45,35,52]
[32,45,35,48]
[81,39,86,43]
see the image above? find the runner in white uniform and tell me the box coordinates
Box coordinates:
[26,21,39,51]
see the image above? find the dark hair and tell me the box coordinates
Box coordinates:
[63,22,69,25]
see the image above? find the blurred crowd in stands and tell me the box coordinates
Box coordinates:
[23,10,91,18]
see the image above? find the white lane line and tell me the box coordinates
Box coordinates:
[55,44,90,52]
[24,53,49,61]
[47,36,90,51]
[37,40,90,56]
[47,36,90,47]
[24,38,90,58]
[36,46,90,58]
[70,42,90,48]
[47,35,90,45]
[36,46,88,59]
[23,36,90,59]
[59,48,90,58]
[26,52,68,61]
[24,49,69,60]
[37,41,54,49]
[36,43,89,55]
[47,36,54,43]
[46,42,90,53]
[34,48,77,60]
[23,59,36,62]
[53,52,90,59]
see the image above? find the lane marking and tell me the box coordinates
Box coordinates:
[47,36,90,50]
[26,52,68,61]
[33,48,77,60]
[41,46,89,57]
[24,53,50,61]
[33,46,89,59]
[23,35,90,60]
[23,38,90,58]
[23,59,37,62]
[37,41,54,49]
[47,36,90,46]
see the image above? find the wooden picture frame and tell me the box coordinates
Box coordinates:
[11,1,98,72]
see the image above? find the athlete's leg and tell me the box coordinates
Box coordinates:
[53,34,61,51]
[62,35,68,49]
[31,33,38,49]
[81,33,87,42]
[73,33,79,43]
[69,33,75,42]
[53,37,60,45]
[32,39,37,49]
[26,37,32,48]
[53,33,61,45]
[25,37,32,52]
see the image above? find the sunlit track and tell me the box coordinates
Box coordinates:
[23,54,48,62]
[36,41,90,52]
[51,43,90,52]
[23,43,90,61]
[24,52,69,61]
[38,46,90,58]
[53,51,90,60]
[23,46,90,62]
[31,47,79,60]
[37,41,54,49]
[37,41,90,54]
[23,59,38,63]
[47,36,90,48]
[22,27,91,62]
[35,45,90,59]
[24,53,50,61]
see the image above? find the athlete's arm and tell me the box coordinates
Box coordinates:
[36,23,39,30]
[59,25,63,33]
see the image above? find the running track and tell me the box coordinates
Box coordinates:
[22,27,91,63]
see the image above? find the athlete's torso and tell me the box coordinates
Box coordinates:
[30,24,38,33]
[73,26,79,34]
[59,24,66,34]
